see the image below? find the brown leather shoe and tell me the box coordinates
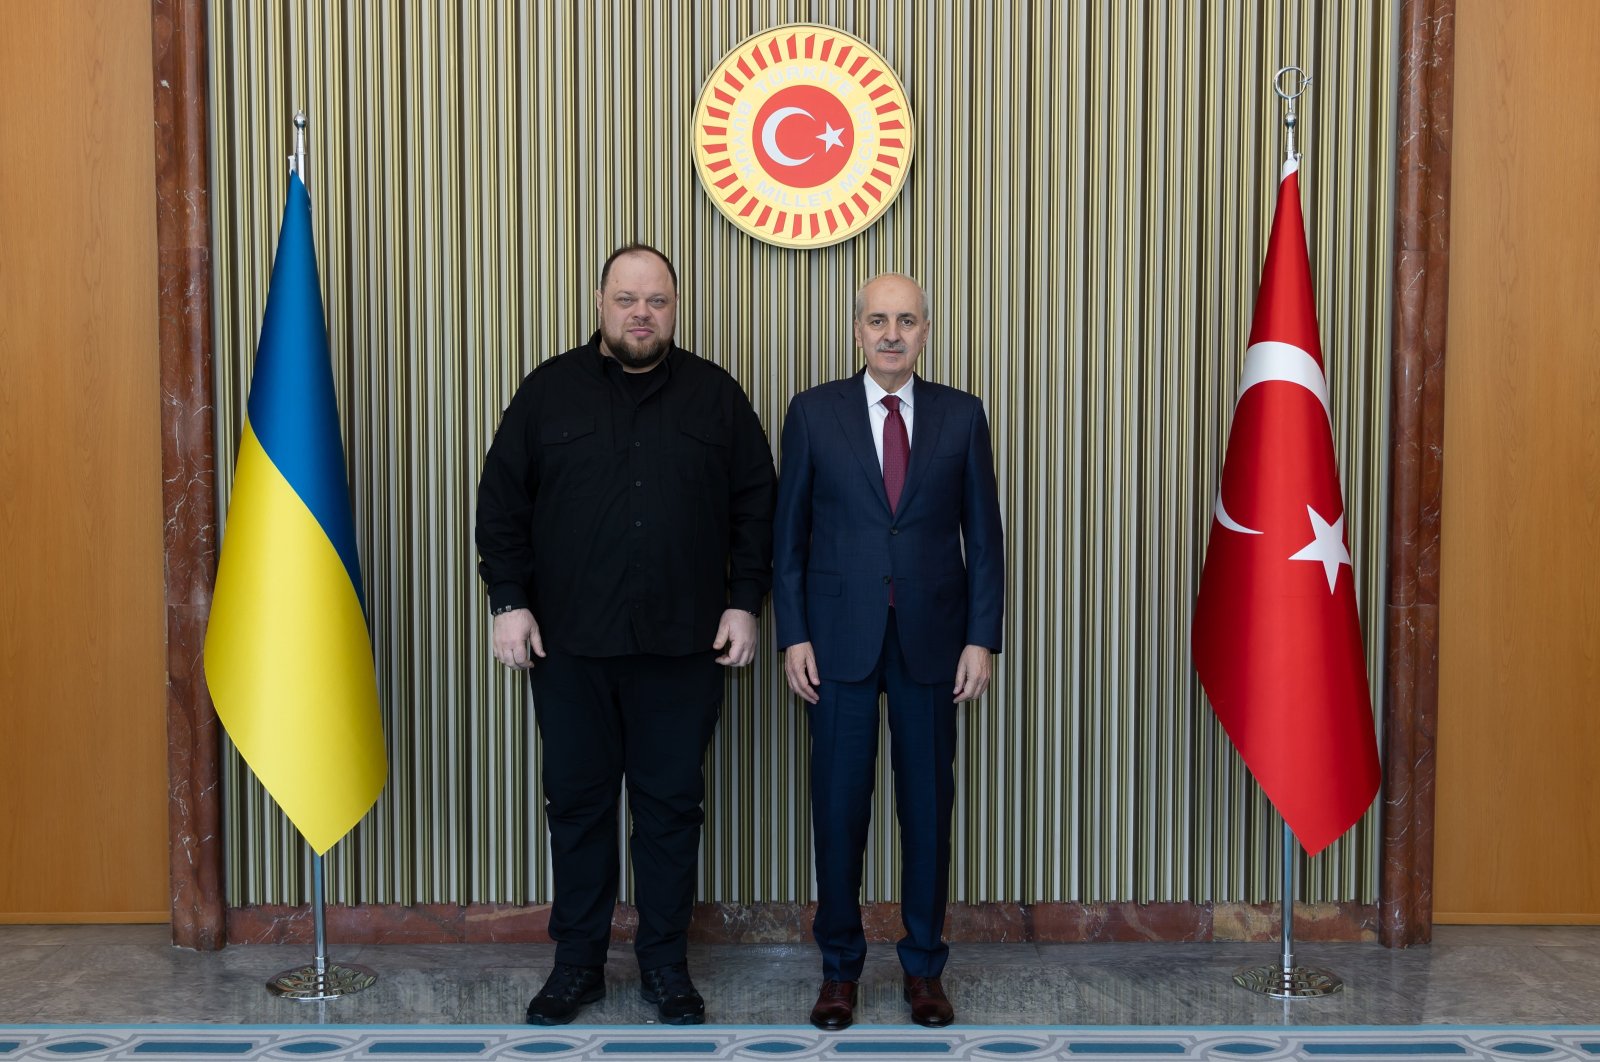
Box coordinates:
[903,974,954,1027]
[809,979,859,1031]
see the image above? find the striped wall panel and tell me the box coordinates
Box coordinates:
[207,1,1395,907]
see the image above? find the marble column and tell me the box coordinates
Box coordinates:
[1380,0,1456,949]
[152,0,224,951]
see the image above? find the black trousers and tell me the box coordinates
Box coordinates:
[528,648,723,970]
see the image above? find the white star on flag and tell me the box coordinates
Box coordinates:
[816,123,845,151]
[1288,504,1352,593]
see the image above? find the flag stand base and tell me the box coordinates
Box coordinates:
[1233,963,1343,999]
[264,853,377,999]
[267,961,378,1000]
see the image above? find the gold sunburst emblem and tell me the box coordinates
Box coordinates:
[692,25,915,249]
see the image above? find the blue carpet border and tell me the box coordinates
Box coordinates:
[1,1024,1597,1061]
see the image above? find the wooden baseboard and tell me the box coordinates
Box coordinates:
[0,912,169,925]
[1434,912,1600,925]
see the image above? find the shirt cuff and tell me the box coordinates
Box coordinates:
[489,582,529,614]
[727,581,765,616]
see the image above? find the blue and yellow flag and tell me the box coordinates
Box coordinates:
[204,172,386,855]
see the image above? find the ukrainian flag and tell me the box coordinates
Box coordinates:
[204,172,387,855]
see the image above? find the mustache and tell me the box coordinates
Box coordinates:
[875,342,907,353]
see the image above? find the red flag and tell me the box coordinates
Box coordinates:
[1192,157,1381,857]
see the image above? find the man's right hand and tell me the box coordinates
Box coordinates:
[492,608,546,670]
[783,642,821,704]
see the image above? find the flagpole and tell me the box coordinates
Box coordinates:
[1230,70,1346,999]
[257,109,378,1001]
[312,854,329,981]
[1279,824,1294,976]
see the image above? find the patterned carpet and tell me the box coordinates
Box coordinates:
[3,1024,1599,1061]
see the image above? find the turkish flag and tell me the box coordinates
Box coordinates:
[1192,158,1382,857]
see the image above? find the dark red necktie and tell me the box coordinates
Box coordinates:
[882,394,909,512]
[882,395,908,607]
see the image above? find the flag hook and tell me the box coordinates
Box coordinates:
[1274,66,1312,163]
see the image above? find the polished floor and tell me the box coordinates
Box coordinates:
[0,924,1597,1026]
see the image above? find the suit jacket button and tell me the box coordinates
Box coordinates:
[882,575,891,584]
[890,527,899,535]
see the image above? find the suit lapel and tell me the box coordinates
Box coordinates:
[830,372,892,512]
[896,376,943,515]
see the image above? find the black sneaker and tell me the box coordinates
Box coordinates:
[639,961,706,1025]
[525,963,605,1025]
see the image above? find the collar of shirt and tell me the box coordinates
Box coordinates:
[863,371,915,413]
[864,372,915,467]
[582,331,678,379]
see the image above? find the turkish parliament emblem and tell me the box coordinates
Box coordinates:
[692,25,915,249]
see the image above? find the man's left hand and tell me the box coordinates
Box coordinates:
[953,645,992,703]
[713,608,759,667]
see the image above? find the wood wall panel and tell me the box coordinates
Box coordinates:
[0,2,168,922]
[1436,0,1600,923]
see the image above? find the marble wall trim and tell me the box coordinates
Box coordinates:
[152,0,224,951]
[224,901,1377,946]
[153,5,1450,947]
[1380,0,1455,949]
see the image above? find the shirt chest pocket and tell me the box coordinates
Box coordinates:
[539,415,604,497]
[673,416,731,486]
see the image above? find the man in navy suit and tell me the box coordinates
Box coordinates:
[773,272,1005,1030]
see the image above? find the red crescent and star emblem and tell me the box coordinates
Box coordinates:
[692,25,915,249]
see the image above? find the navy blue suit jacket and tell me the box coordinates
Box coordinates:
[773,371,1004,685]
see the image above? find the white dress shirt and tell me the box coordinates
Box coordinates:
[863,374,915,471]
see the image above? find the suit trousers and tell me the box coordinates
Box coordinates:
[528,648,723,970]
[808,611,959,981]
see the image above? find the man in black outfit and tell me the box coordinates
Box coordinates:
[476,244,775,1025]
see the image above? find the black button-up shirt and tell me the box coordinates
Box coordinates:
[476,334,776,657]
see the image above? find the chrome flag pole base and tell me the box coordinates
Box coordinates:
[267,961,378,1000]
[1233,963,1343,999]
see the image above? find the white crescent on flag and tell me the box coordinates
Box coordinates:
[1213,339,1333,535]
